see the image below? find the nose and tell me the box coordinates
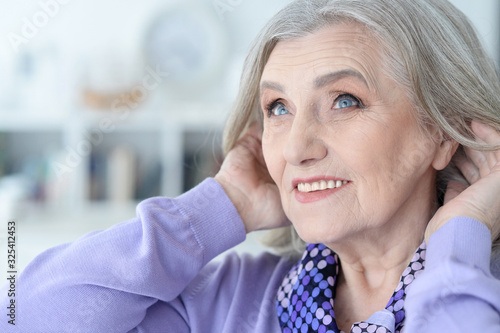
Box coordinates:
[282,112,327,167]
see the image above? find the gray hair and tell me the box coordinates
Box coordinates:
[222,0,500,258]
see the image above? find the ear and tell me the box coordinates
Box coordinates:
[431,137,459,171]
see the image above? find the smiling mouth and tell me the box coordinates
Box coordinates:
[297,180,349,193]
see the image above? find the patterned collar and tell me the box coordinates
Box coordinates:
[276,242,426,333]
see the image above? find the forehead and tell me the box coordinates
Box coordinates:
[262,23,382,89]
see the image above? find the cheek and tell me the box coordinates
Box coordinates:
[393,139,436,181]
[364,134,436,197]
[338,123,432,190]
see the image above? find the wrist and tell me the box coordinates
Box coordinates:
[426,211,495,244]
[425,217,491,272]
[214,175,253,233]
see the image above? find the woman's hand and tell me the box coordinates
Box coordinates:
[215,124,290,233]
[425,121,500,243]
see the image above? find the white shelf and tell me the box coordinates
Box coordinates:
[0,112,67,131]
[0,103,227,211]
[0,103,228,131]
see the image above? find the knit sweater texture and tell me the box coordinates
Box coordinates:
[1,178,499,332]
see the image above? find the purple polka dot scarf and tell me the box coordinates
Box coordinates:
[276,242,426,333]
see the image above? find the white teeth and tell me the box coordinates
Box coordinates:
[297,180,349,193]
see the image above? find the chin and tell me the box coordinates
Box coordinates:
[291,217,347,246]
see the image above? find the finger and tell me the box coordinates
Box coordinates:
[471,121,500,166]
[464,146,492,178]
[238,134,261,156]
[238,132,269,171]
[487,149,499,171]
[247,122,263,140]
[454,151,480,184]
[247,122,268,165]
[471,120,500,146]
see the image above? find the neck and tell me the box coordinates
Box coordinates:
[328,178,437,330]
[331,227,427,332]
[334,227,424,289]
[327,174,436,288]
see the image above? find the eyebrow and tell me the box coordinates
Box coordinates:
[314,69,368,88]
[260,81,285,94]
[260,69,368,95]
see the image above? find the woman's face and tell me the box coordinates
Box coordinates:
[260,24,447,246]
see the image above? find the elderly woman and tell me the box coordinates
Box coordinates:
[3,0,500,332]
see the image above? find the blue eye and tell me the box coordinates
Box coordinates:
[333,94,360,109]
[267,102,290,117]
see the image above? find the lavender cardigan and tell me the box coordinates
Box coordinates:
[1,178,499,332]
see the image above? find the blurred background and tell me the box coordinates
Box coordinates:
[0,0,498,269]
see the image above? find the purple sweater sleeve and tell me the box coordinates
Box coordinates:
[0,178,247,333]
[405,217,500,332]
